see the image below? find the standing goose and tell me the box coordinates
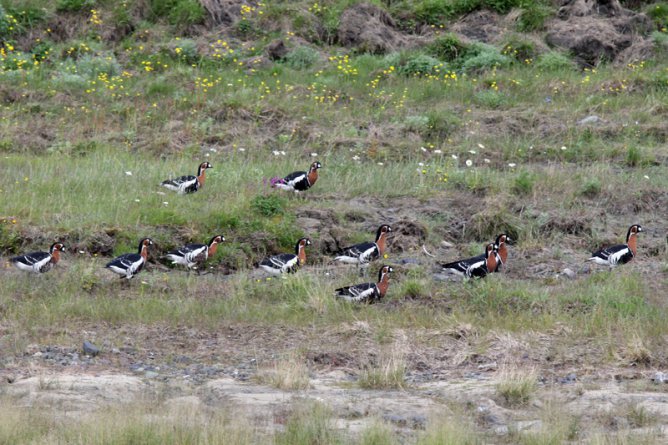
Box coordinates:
[10,242,66,274]
[335,224,392,269]
[258,237,311,275]
[161,162,212,194]
[441,243,498,279]
[106,238,153,279]
[588,224,643,267]
[461,233,511,273]
[335,265,394,303]
[272,161,321,193]
[166,235,225,272]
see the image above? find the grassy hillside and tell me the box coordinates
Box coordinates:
[1,0,668,443]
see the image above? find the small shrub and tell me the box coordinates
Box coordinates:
[412,0,456,24]
[399,54,445,77]
[579,178,601,197]
[513,171,534,195]
[501,36,537,62]
[358,347,406,390]
[76,54,121,78]
[5,5,47,30]
[461,43,510,73]
[535,51,574,71]
[170,38,199,64]
[401,279,424,299]
[517,2,553,32]
[474,89,505,108]
[168,0,205,26]
[427,33,468,62]
[283,46,320,70]
[56,0,95,13]
[646,2,668,30]
[251,195,285,216]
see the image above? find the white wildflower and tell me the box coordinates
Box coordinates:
[478,143,485,149]
[451,154,458,160]
[352,155,360,161]
[377,162,384,166]
[561,146,567,151]
[466,159,473,167]
[433,149,442,154]
[484,158,491,163]
[644,175,650,179]
[508,163,516,168]
[134,199,140,202]
[125,171,132,176]
[163,202,169,206]
[272,150,280,156]
[418,162,424,167]
[420,146,427,152]
[469,150,476,154]
[238,147,245,152]
[311,152,318,157]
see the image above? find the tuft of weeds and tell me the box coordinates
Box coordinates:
[255,352,312,391]
[275,401,342,445]
[284,46,321,69]
[513,170,535,196]
[495,366,538,408]
[358,344,407,390]
[416,416,480,445]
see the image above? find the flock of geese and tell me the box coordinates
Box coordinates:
[7,161,644,303]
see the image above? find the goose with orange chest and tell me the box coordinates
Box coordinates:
[441,243,498,279]
[335,224,392,270]
[588,224,643,268]
[258,238,311,275]
[106,238,153,279]
[272,161,321,193]
[161,162,212,194]
[10,242,66,274]
[166,235,225,273]
[335,265,394,304]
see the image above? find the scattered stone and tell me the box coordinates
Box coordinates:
[561,268,577,279]
[577,115,601,126]
[112,348,120,354]
[652,371,667,384]
[266,39,288,61]
[478,362,498,372]
[432,273,460,282]
[144,371,159,379]
[399,258,420,265]
[6,374,16,384]
[559,373,578,384]
[83,341,100,357]
[382,413,427,429]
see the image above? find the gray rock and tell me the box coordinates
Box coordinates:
[652,371,667,384]
[559,373,577,384]
[83,341,100,357]
[399,258,420,265]
[561,268,576,279]
[144,371,159,379]
[577,115,601,126]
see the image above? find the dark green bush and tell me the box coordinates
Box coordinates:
[646,2,668,29]
[427,33,469,62]
[517,2,553,32]
[399,54,444,76]
[56,0,95,13]
[251,195,286,217]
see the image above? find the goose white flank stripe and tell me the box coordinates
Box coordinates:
[588,224,643,267]
[259,238,311,275]
[462,233,511,273]
[441,243,498,279]
[272,161,321,193]
[10,242,66,274]
[335,265,394,303]
[106,238,153,279]
[166,235,224,271]
[161,162,212,194]
[335,224,392,268]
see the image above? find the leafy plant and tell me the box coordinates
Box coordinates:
[56,0,96,13]
[284,46,320,70]
[251,195,285,216]
[535,51,574,71]
[513,170,535,195]
[427,33,469,62]
[399,54,444,76]
[460,43,510,73]
[517,2,553,32]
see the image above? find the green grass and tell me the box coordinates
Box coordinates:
[0,2,666,443]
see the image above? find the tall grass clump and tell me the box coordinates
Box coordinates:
[358,345,407,390]
[495,366,538,407]
[274,402,342,445]
[255,352,312,390]
[416,416,480,445]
